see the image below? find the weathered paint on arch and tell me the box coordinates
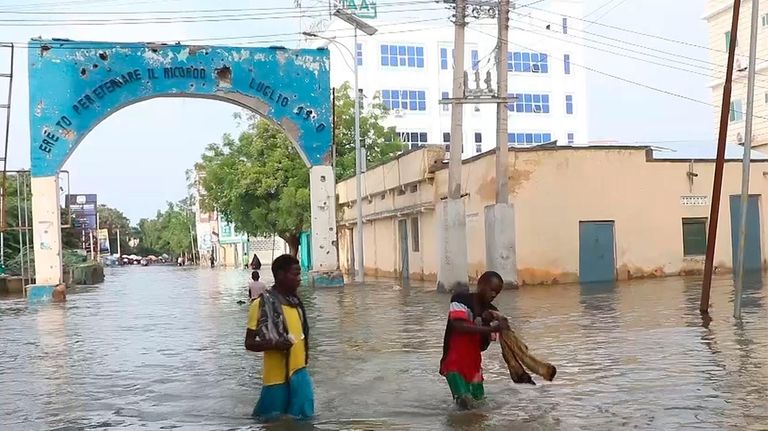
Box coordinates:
[28,39,332,177]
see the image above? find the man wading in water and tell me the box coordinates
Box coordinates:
[244,254,313,420]
[439,271,509,409]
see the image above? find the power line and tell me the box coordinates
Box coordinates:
[468,25,768,121]
[5,18,451,49]
[583,0,622,19]
[511,8,768,86]
[525,4,767,61]
[584,0,630,28]
[0,5,448,26]
[512,9,716,68]
[0,0,438,15]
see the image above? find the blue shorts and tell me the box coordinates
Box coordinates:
[253,368,314,421]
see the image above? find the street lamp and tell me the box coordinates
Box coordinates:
[303,10,376,283]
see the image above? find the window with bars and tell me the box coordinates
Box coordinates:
[507,51,549,73]
[682,218,707,256]
[507,132,553,145]
[567,132,575,144]
[440,47,449,70]
[441,91,450,112]
[730,99,743,122]
[381,89,427,111]
[411,217,420,252]
[380,44,425,68]
[508,93,550,113]
[399,131,429,149]
[562,17,568,34]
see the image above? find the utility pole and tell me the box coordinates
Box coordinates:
[735,0,759,319]
[483,0,517,288]
[701,0,742,315]
[437,0,470,292]
[448,0,466,201]
[354,26,364,282]
[116,228,121,257]
[495,0,510,205]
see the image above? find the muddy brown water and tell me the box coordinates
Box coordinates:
[1,266,767,430]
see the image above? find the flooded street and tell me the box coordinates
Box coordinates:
[1,266,767,430]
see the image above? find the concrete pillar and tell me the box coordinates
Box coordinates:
[308,165,343,287]
[437,198,469,293]
[27,175,63,301]
[484,203,518,288]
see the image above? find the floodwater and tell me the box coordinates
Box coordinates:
[1,267,767,430]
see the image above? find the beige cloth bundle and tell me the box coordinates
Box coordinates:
[500,329,556,385]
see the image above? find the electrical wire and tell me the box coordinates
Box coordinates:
[0,5,449,26]
[510,9,768,88]
[468,25,768,121]
[584,0,630,29]
[525,3,768,61]
[8,18,452,50]
[0,0,439,15]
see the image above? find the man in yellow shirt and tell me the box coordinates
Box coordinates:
[244,254,314,420]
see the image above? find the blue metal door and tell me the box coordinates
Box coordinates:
[579,221,616,283]
[398,219,409,279]
[729,195,762,272]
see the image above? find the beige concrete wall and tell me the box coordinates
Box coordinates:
[338,146,768,285]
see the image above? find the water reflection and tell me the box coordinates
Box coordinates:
[1,267,768,429]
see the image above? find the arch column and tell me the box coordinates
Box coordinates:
[308,165,342,286]
[27,175,63,301]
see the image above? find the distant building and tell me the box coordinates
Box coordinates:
[704,0,768,150]
[308,0,588,156]
[336,144,768,285]
[191,170,290,268]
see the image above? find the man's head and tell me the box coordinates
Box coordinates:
[272,254,301,294]
[477,271,504,306]
[251,271,260,281]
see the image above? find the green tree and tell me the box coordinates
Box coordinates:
[333,82,402,180]
[197,81,400,257]
[134,200,196,257]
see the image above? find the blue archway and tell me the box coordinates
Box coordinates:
[27,39,340,298]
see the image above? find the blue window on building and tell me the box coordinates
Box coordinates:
[566,95,574,115]
[564,54,571,75]
[440,48,448,69]
[508,132,553,145]
[567,132,575,144]
[381,89,427,111]
[356,43,363,66]
[507,51,548,73]
[562,17,568,34]
[381,44,425,68]
[508,93,550,113]
[471,49,480,71]
[441,91,450,112]
[730,99,743,122]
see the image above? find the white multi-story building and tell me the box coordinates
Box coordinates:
[307,0,588,157]
[704,0,768,151]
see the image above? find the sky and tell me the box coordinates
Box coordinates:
[0,0,713,223]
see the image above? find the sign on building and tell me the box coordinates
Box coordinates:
[338,0,377,19]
